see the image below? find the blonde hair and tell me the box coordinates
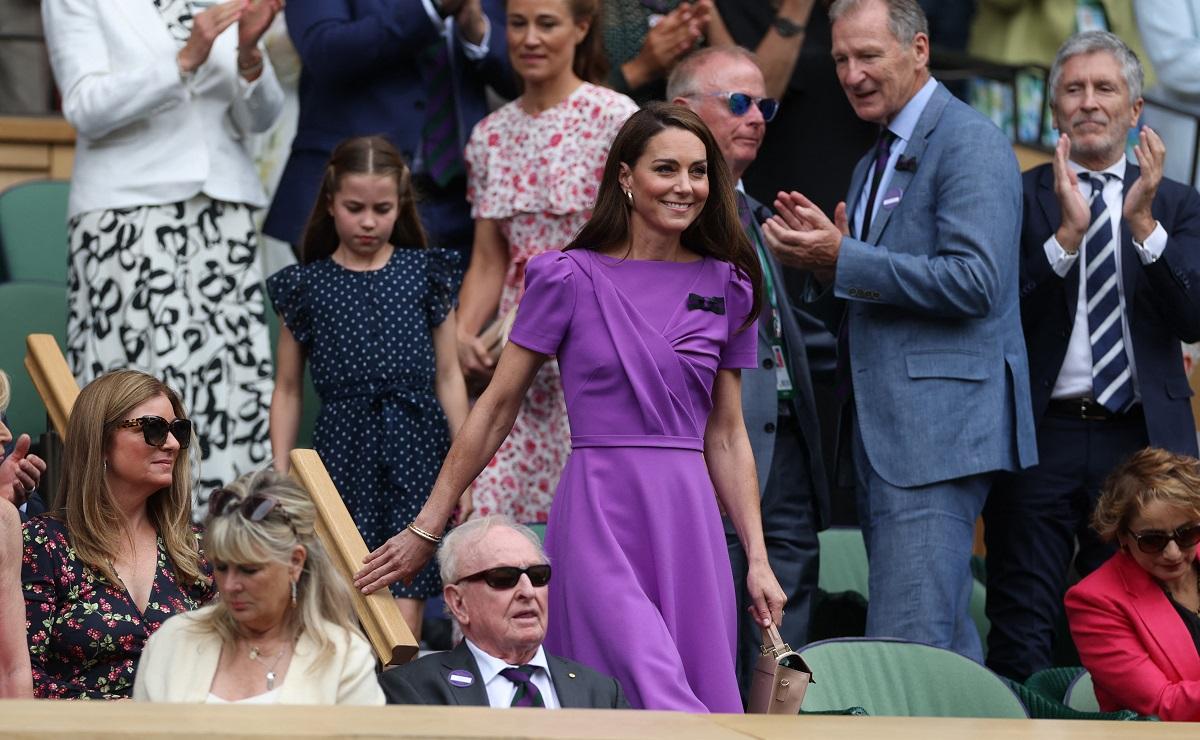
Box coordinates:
[1092,447,1200,542]
[197,469,362,668]
[0,370,10,412]
[62,370,205,588]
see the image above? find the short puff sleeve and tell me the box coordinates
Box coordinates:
[508,251,576,356]
[424,248,460,328]
[265,264,312,347]
[720,263,759,370]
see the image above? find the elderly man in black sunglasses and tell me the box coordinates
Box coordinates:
[379,516,627,709]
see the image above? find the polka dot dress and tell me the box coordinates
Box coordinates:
[266,247,456,599]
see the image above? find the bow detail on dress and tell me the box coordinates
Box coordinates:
[686,293,725,315]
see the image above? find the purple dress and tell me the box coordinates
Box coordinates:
[508,249,757,712]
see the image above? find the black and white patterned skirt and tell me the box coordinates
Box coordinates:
[67,195,273,497]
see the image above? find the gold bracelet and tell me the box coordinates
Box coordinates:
[407,522,442,545]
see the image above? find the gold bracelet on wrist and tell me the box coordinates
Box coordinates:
[407,522,442,545]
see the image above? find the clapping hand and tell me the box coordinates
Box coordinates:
[238,0,284,52]
[0,434,46,508]
[1051,133,1090,253]
[178,0,245,74]
[1124,125,1166,242]
[761,190,846,283]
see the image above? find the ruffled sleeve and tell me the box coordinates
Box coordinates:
[508,251,576,356]
[265,263,312,347]
[720,262,759,370]
[424,248,460,328]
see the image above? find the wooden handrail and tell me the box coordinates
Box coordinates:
[289,448,417,666]
[23,333,415,665]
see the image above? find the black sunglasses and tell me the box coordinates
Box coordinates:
[456,564,552,589]
[208,488,294,531]
[118,415,192,449]
[689,91,780,123]
[1126,523,1200,554]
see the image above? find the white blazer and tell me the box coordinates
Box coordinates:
[133,606,385,705]
[42,0,285,217]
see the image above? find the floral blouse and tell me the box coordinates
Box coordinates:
[21,516,213,699]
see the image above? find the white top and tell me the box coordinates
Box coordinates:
[1043,156,1168,400]
[464,639,560,709]
[206,687,282,704]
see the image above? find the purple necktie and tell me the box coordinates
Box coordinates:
[421,39,464,187]
[500,665,545,707]
[859,128,896,240]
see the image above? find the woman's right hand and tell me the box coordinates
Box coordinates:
[177,0,246,75]
[626,2,704,87]
[457,331,495,381]
[354,527,439,594]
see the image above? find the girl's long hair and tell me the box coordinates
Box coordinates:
[299,135,427,265]
[565,103,762,329]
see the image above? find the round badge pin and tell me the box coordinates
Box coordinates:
[882,187,903,210]
[447,669,475,688]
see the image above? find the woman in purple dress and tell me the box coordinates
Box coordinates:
[356,104,785,712]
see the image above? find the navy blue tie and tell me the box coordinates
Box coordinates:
[1080,172,1134,413]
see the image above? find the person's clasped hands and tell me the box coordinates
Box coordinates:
[176,0,283,78]
[0,434,46,508]
[761,190,850,285]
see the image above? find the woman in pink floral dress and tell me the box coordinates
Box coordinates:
[456,0,638,524]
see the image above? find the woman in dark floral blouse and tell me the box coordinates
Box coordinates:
[22,370,213,699]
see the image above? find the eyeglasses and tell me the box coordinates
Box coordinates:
[208,488,294,531]
[455,564,552,589]
[118,415,192,449]
[1126,523,1200,554]
[689,91,780,122]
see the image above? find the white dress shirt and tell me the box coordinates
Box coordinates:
[464,639,561,709]
[1043,156,1168,400]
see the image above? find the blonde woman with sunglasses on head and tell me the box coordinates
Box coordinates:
[1066,447,1200,720]
[134,469,382,705]
[21,369,212,699]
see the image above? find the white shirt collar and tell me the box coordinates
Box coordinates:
[885,76,938,143]
[463,638,551,681]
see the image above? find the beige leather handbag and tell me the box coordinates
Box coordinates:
[747,624,815,714]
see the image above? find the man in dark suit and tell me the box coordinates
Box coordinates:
[983,30,1200,683]
[380,516,627,709]
[669,46,829,700]
[265,0,514,271]
[762,0,1035,661]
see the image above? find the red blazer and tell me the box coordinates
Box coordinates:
[1065,551,1200,720]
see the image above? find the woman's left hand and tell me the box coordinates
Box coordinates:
[746,559,787,628]
[238,0,283,51]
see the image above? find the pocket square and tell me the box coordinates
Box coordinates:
[895,155,918,172]
[687,293,726,315]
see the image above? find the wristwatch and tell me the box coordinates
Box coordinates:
[772,15,806,38]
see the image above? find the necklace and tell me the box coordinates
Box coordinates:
[247,642,290,690]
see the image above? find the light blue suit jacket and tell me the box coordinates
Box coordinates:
[815,82,1037,488]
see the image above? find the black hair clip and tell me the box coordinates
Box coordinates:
[896,155,918,172]
[687,293,726,315]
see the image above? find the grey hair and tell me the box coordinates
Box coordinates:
[1048,30,1143,106]
[438,515,547,584]
[666,45,763,101]
[829,0,929,45]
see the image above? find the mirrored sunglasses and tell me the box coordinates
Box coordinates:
[1127,523,1200,554]
[695,91,780,122]
[455,564,552,590]
[118,415,192,449]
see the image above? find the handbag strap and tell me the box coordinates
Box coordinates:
[760,623,791,656]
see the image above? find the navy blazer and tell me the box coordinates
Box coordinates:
[741,194,829,528]
[379,641,628,709]
[1019,162,1200,454]
[264,0,515,246]
[812,82,1037,488]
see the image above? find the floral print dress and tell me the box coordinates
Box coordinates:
[21,516,213,699]
[463,82,638,524]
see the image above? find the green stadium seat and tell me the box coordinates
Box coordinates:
[0,180,69,285]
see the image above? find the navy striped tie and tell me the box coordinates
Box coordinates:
[1081,172,1134,413]
[421,38,464,187]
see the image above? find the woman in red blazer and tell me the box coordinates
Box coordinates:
[1065,447,1200,721]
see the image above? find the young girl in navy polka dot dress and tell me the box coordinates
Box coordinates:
[266,136,468,640]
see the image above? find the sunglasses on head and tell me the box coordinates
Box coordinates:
[1126,522,1200,554]
[691,91,780,123]
[455,564,552,590]
[118,415,192,449]
[208,488,294,531]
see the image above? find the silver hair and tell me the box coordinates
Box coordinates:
[829,0,929,45]
[438,515,548,584]
[666,45,763,101]
[1048,30,1143,106]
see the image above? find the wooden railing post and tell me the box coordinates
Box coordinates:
[25,333,78,438]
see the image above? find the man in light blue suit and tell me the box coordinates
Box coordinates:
[761,0,1037,660]
[670,46,830,701]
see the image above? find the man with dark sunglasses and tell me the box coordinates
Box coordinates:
[670,45,829,704]
[379,517,627,709]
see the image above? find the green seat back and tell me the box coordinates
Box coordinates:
[526,523,547,542]
[1065,670,1100,712]
[0,180,69,284]
[0,283,68,436]
[817,527,870,596]
[797,638,1028,718]
[1025,666,1085,703]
